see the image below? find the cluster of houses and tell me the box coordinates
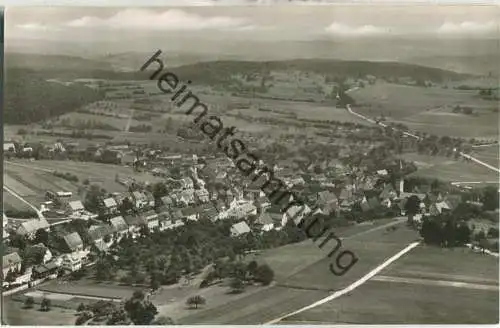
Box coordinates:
[3,149,472,290]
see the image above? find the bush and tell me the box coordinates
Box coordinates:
[254,264,274,286]
[186,295,206,309]
[24,296,35,309]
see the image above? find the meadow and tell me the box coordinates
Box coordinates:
[400,153,499,183]
[284,244,499,324]
[3,298,78,326]
[178,218,419,324]
[349,82,499,138]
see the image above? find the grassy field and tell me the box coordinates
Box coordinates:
[3,189,37,213]
[3,298,78,326]
[178,218,420,324]
[350,83,498,138]
[473,146,499,168]
[4,164,82,208]
[394,109,498,139]
[400,153,499,183]
[56,112,137,131]
[282,279,498,324]
[350,83,487,119]
[38,279,139,300]
[382,244,499,282]
[284,244,499,324]
[5,159,163,193]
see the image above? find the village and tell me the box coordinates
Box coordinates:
[4,134,493,297]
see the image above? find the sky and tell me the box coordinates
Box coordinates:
[5,5,498,42]
[3,4,498,64]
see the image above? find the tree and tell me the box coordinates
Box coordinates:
[77,303,86,312]
[229,277,245,294]
[124,290,158,325]
[5,269,17,283]
[254,264,274,286]
[186,295,206,309]
[75,311,93,325]
[84,184,106,215]
[24,296,35,309]
[482,186,499,211]
[34,229,49,245]
[247,260,258,276]
[40,298,51,312]
[95,257,114,281]
[151,316,175,325]
[119,197,134,215]
[405,195,421,224]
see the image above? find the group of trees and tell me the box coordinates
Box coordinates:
[53,171,79,183]
[23,296,51,312]
[200,259,275,293]
[89,218,291,291]
[4,68,104,124]
[75,290,164,325]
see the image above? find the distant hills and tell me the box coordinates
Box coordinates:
[3,53,474,125]
[4,52,471,83]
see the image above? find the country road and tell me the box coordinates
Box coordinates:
[179,218,413,325]
[345,104,500,175]
[265,241,421,324]
[3,185,45,219]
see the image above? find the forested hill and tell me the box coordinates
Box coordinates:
[5,54,471,84]
[171,59,471,84]
[4,68,105,124]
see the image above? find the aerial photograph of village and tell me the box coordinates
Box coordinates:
[1,2,499,325]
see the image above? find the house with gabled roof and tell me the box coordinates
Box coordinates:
[143,210,160,231]
[255,212,274,232]
[230,221,251,237]
[3,252,22,281]
[88,224,113,244]
[194,188,210,203]
[255,196,271,213]
[123,215,146,237]
[103,197,118,215]
[110,216,128,237]
[181,177,194,189]
[316,190,338,215]
[131,191,149,210]
[267,205,287,229]
[181,206,199,221]
[197,203,219,222]
[178,190,195,206]
[63,232,84,255]
[429,201,451,216]
[228,200,257,220]
[16,218,50,239]
[160,195,175,209]
[68,200,85,215]
[285,204,314,226]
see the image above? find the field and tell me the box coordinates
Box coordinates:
[3,298,78,326]
[178,218,421,324]
[350,83,499,138]
[38,279,139,300]
[4,163,82,208]
[3,189,37,213]
[284,245,499,324]
[473,146,499,169]
[400,153,499,183]
[5,159,164,194]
